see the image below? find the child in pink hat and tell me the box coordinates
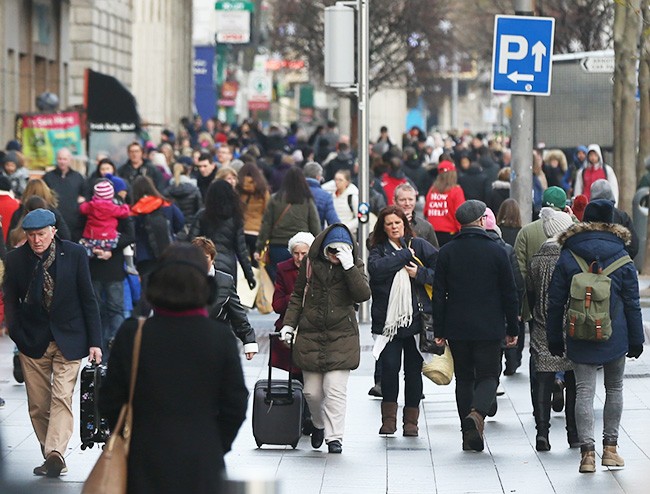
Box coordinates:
[79,179,130,257]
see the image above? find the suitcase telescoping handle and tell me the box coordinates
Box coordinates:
[268,332,294,401]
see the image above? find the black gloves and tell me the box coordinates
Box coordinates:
[627,344,644,359]
[548,340,564,357]
[248,278,257,290]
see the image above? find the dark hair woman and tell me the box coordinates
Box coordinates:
[99,243,248,493]
[237,162,270,266]
[496,198,522,247]
[254,166,321,281]
[368,205,438,438]
[188,179,255,288]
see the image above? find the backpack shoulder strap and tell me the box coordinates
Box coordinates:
[601,255,632,277]
[569,250,590,273]
[347,194,354,213]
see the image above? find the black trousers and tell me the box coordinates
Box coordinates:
[535,370,577,435]
[381,336,423,407]
[449,339,502,424]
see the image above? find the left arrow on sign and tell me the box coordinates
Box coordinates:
[507,71,534,83]
[532,41,546,72]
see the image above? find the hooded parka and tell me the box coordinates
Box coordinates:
[283,224,371,372]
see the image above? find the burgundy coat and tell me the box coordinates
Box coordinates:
[272,257,299,331]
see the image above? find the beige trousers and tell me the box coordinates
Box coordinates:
[302,370,350,443]
[20,342,81,457]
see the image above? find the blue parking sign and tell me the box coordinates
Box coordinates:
[491,15,555,96]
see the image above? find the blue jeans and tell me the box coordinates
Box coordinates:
[573,356,626,447]
[92,280,125,353]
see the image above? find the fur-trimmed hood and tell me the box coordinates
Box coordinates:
[558,221,631,264]
[544,149,568,172]
[557,222,631,246]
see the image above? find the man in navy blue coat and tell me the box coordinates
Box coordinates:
[432,200,519,452]
[3,209,102,478]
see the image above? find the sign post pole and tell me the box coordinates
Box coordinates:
[491,0,556,225]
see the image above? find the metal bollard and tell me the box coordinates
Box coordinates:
[222,477,280,494]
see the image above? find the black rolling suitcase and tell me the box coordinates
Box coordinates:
[252,333,304,448]
[80,362,110,450]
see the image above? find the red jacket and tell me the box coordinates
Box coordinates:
[380,173,408,206]
[80,199,130,240]
[424,185,465,233]
[0,193,20,242]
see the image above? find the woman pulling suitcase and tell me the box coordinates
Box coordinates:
[280,224,371,453]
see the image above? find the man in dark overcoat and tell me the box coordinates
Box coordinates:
[432,200,519,452]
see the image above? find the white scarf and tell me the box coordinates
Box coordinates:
[372,240,413,359]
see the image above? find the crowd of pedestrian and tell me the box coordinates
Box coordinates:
[0,117,645,487]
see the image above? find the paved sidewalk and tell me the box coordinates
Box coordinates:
[2,309,650,493]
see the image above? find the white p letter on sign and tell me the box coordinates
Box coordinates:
[498,35,528,73]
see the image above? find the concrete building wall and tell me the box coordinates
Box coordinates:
[132,0,193,133]
[370,88,407,145]
[68,0,133,107]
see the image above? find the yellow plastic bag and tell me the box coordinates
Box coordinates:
[422,343,454,385]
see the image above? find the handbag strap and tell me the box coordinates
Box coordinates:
[122,317,145,442]
[128,317,145,406]
[260,205,292,259]
[273,204,292,230]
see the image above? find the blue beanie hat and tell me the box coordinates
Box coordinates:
[105,173,128,194]
[322,225,353,258]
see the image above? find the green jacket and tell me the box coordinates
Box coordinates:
[255,194,321,251]
[514,218,546,321]
[284,224,371,372]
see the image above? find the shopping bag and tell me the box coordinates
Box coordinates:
[255,263,275,314]
[422,343,454,385]
[237,264,260,308]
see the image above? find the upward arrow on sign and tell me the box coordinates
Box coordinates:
[532,41,546,72]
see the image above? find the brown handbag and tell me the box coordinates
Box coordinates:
[82,318,145,494]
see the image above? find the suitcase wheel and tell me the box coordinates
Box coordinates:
[81,444,87,451]
[256,441,262,449]
[291,443,298,449]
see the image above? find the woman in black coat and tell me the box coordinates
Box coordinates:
[368,205,438,438]
[188,179,256,288]
[100,244,248,494]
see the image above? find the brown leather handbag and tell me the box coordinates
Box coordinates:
[82,318,145,494]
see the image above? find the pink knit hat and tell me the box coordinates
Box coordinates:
[484,207,497,231]
[94,180,114,200]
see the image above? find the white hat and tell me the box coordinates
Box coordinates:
[540,207,573,238]
[287,232,315,253]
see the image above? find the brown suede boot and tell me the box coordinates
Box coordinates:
[379,402,398,435]
[462,409,485,452]
[403,407,420,437]
[602,440,625,467]
[579,445,596,473]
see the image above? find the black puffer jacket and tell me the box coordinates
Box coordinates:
[208,269,257,349]
[166,180,202,226]
[188,210,255,285]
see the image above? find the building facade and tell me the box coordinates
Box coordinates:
[0,0,192,151]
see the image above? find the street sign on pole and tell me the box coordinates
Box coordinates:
[491,15,555,96]
[215,1,254,44]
